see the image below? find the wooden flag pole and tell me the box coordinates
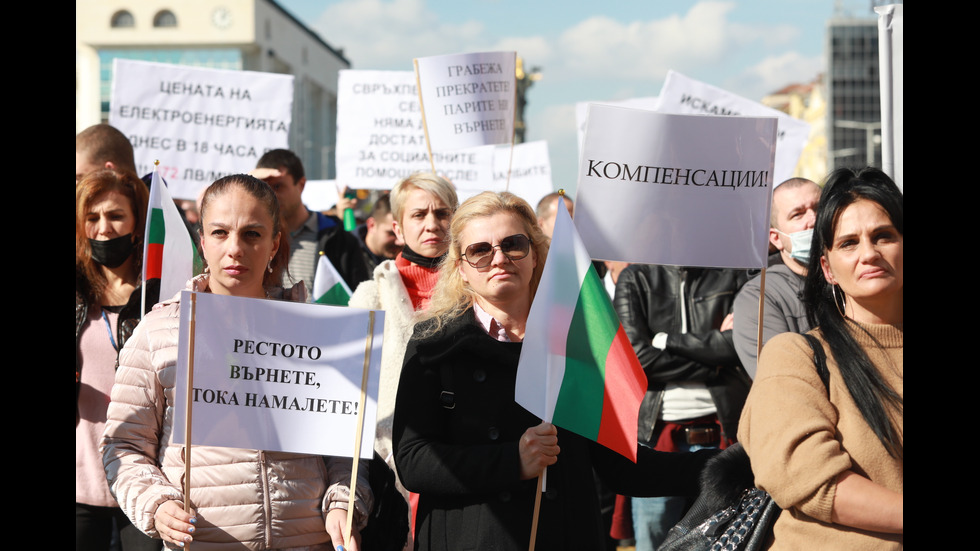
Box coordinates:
[754,267,767,362]
[345,310,376,545]
[528,472,544,551]
[413,59,438,175]
[183,292,197,514]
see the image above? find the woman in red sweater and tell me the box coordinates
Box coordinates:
[348,172,459,546]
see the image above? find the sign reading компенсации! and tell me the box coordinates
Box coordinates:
[575,105,777,269]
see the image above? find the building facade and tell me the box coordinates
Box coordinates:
[826,16,881,171]
[76,0,350,178]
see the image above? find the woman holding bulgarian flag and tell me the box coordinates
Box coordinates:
[391,191,716,551]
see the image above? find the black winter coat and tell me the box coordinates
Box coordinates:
[392,310,715,551]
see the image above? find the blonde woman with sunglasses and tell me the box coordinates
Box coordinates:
[392,192,716,551]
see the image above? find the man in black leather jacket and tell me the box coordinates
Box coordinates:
[613,263,750,551]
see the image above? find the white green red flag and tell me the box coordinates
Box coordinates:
[515,198,646,461]
[313,252,352,306]
[142,166,202,310]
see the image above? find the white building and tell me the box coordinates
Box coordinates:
[76,0,350,178]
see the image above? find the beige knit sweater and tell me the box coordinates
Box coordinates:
[738,322,903,550]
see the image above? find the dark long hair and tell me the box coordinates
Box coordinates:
[803,167,903,459]
[75,168,148,302]
[199,174,291,288]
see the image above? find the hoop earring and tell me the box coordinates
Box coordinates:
[831,284,846,318]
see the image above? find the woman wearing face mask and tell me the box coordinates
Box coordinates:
[76,168,160,551]
[738,167,903,549]
[102,175,372,551]
[733,178,822,378]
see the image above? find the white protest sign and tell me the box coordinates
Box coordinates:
[490,140,554,208]
[415,51,516,152]
[876,4,903,191]
[575,105,776,269]
[575,97,659,160]
[656,70,809,186]
[302,179,338,213]
[336,70,492,190]
[173,291,383,458]
[109,59,293,200]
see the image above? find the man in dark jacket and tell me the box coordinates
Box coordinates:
[250,149,369,291]
[355,194,401,273]
[613,264,750,551]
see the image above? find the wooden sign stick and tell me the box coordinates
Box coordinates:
[183,292,197,514]
[345,310,376,544]
[413,59,438,175]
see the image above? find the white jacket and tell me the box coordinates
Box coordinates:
[348,260,418,467]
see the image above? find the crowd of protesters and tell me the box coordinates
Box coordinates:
[77,123,902,551]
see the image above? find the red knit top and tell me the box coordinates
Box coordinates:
[395,253,440,311]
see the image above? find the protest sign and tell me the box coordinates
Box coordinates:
[575,105,776,269]
[452,141,553,207]
[336,70,492,190]
[109,59,293,200]
[414,51,517,152]
[172,291,383,458]
[301,179,338,213]
[656,70,809,186]
[575,97,659,160]
[490,140,554,207]
[876,4,903,190]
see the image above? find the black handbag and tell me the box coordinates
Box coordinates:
[658,443,779,551]
[659,334,830,551]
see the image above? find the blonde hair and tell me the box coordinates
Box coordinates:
[389,171,459,225]
[420,191,550,335]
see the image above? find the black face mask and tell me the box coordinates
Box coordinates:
[89,234,136,268]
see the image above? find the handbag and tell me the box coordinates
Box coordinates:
[659,333,830,551]
[658,443,779,551]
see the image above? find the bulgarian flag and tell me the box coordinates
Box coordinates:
[313,252,352,305]
[142,165,203,311]
[515,197,646,461]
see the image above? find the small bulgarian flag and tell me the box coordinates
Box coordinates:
[142,164,203,311]
[515,196,646,461]
[313,252,352,306]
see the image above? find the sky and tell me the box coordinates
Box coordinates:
[277,0,881,192]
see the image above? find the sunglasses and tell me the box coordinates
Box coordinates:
[461,234,532,268]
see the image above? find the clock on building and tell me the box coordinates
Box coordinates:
[211,7,232,29]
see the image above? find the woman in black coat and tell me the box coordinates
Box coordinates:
[392,192,714,550]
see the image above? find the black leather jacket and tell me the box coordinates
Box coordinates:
[613,264,751,444]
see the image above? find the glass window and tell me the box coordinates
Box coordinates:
[111,10,134,28]
[154,10,177,28]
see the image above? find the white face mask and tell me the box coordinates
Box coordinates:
[776,228,813,265]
